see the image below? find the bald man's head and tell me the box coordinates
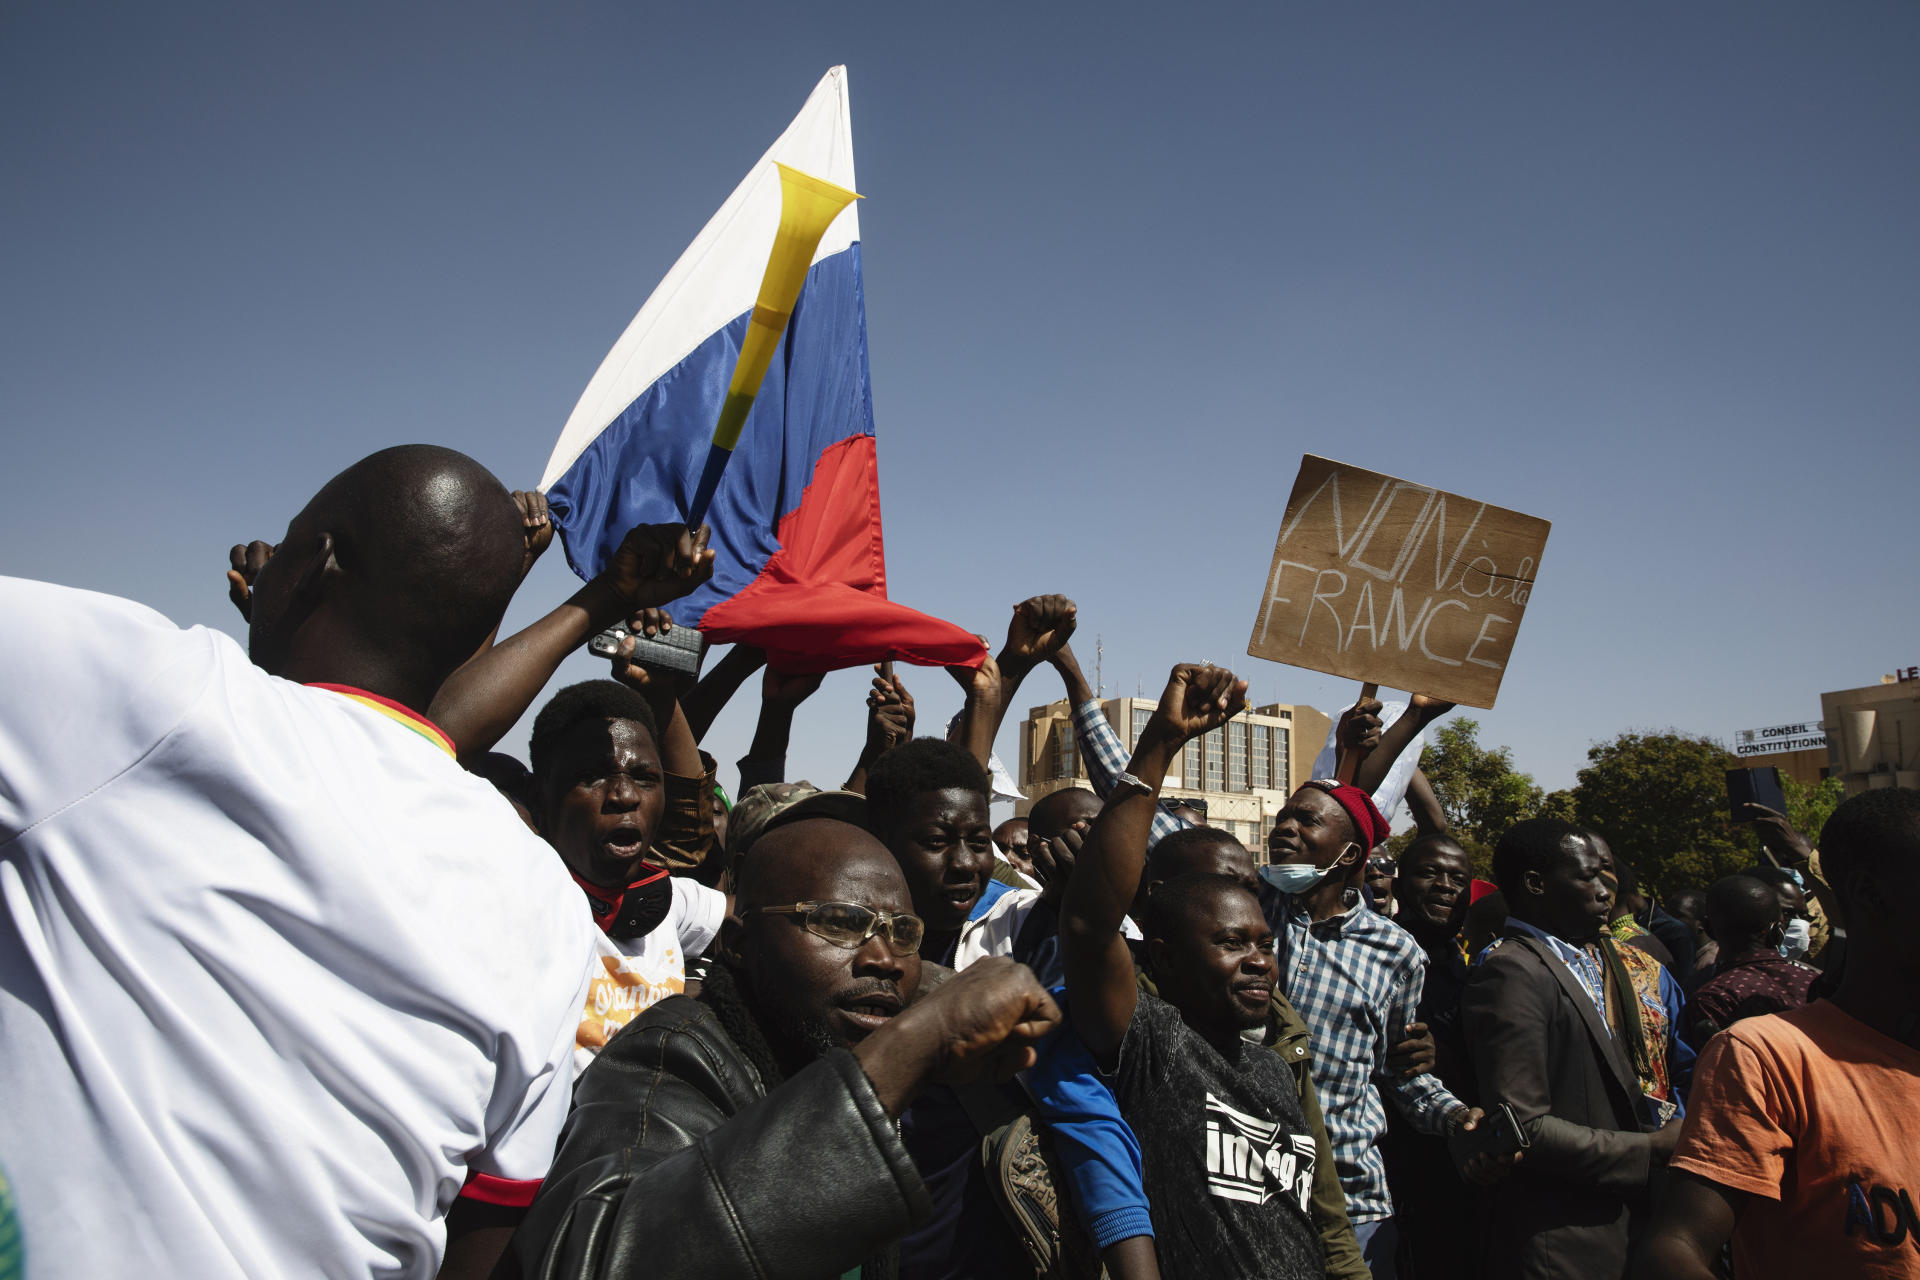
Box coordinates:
[1705,875,1786,951]
[247,445,525,699]
[1030,787,1101,842]
[729,817,923,1065]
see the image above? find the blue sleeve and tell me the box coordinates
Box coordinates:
[1025,999,1152,1248]
[1660,967,1696,1111]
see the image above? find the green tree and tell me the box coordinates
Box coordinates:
[1782,773,1845,846]
[1414,718,1553,869]
[1572,732,1747,896]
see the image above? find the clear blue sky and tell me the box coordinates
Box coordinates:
[5,2,1916,800]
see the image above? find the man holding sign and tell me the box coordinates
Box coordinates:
[1248,455,1550,711]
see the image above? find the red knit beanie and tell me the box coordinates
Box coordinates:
[1299,780,1391,853]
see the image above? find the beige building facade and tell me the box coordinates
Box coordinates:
[1017,698,1332,859]
[1822,672,1920,795]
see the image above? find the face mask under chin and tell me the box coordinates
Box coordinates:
[1258,846,1358,897]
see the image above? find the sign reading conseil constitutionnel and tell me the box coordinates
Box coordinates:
[1731,722,1829,757]
[1247,456,1551,710]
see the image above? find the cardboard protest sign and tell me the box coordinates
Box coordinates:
[1246,456,1549,709]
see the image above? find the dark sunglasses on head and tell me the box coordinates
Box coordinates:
[753,900,925,956]
[1159,797,1208,817]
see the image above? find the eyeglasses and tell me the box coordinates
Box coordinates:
[1368,855,1398,876]
[753,900,925,956]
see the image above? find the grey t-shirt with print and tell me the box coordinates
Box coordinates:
[1108,993,1324,1279]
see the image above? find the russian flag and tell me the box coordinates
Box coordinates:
[540,66,985,675]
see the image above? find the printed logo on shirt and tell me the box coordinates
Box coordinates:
[1844,1179,1920,1251]
[577,948,683,1054]
[1203,1092,1316,1212]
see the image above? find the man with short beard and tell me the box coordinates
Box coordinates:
[509,784,1060,1280]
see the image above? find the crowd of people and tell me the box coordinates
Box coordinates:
[2,444,1915,1280]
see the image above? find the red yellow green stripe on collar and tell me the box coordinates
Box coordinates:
[307,684,456,758]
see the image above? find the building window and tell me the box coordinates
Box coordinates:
[1228,722,1248,792]
[1131,706,1152,749]
[1204,729,1224,791]
[1055,726,1077,782]
[1273,728,1289,789]
[1184,739,1202,790]
[1252,725,1271,789]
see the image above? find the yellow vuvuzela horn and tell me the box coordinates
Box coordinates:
[686,163,862,526]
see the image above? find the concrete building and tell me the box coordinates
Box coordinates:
[1822,670,1920,795]
[1017,698,1332,858]
[1724,744,1829,789]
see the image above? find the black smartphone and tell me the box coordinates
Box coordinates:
[1448,1102,1530,1165]
[1726,767,1787,822]
[587,622,704,677]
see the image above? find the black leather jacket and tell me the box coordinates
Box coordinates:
[511,989,931,1280]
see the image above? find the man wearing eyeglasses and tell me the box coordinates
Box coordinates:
[506,782,1061,1280]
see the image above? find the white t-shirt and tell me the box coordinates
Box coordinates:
[956,886,1140,986]
[575,878,725,1072]
[0,578,600,1280]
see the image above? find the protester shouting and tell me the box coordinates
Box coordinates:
[509,784,1062,1279]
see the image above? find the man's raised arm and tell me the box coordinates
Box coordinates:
[1060,663,1248,1065]
[425,522,713,761]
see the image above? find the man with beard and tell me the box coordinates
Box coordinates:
[527,680,730,1068]
[508,787,1061,1280]
[1057,663,1329,1280]
[1461,818,1682,1278]
[1383,834,1477,1279]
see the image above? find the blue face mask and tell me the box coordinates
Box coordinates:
[1258,846,1357,897]
[1778,918,1812,961]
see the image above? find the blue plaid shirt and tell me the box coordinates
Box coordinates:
[1262,886,1464,1224]
[1071,701,1185,847]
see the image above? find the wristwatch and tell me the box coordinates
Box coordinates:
[1112,771,1153,800]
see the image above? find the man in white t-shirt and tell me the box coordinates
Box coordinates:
[0,445,713,1280]
[524,679,728,1069]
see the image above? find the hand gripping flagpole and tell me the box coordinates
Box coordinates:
[685,163,862,528]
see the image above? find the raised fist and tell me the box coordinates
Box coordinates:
[1033,819,1089,909]
[1143,664,1249,748]
[511,490,554,577]
[904,956,1062,1085]
[1339,698,1385,753]
[603,523,715,609]
[226,540,276,621]
[1003,595,1077,668]
[865,666,915,757]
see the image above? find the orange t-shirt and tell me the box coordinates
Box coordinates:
[1671,1000,1920,1278]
